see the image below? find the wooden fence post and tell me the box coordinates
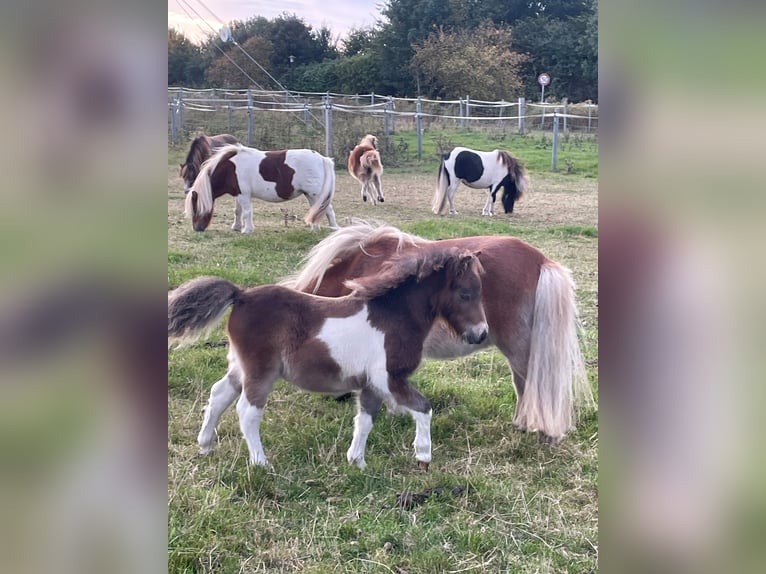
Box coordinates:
[518,97,525,134]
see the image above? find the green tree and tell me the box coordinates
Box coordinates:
[168,29,204,87]
[410,24,527,100]
[204,36,274,89]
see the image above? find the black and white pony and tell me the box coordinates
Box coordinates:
[432,147,529,216]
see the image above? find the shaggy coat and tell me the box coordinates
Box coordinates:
[348,134,384,205]
[168,248,488,469]
[282,222,594,443]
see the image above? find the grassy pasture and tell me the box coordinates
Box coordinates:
[168,134,598,573]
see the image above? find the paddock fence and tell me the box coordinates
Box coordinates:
[168,88,598,170]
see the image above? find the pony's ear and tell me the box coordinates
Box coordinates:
[456,249,483,274]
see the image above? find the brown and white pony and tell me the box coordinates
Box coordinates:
[348,134,384,204]
[186,143,338,232]
[179,133,238,194]
[282,221,594,444]
[433,147,529,216]
[168,248,488,470]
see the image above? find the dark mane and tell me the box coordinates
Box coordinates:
[184,135,212,171]
[344,247,482,300]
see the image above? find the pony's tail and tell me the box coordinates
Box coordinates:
[304,157,336,227]
[168,276,241,348]
[432,155,450,215]
[501,157,529,214]
[514,262,594,442]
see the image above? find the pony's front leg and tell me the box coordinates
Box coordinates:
[238,195,255,234]
[346,389,382,469]
[231,200,242,231]
[373,174,385,203]
[236,391,269,466]
[389,378,433,469]
[198,358,243,454]
[481,192,495,216]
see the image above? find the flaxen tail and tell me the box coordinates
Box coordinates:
[432,154,450,215]
[513,262,594,441]
[168,276,241,348]
[304,156,337,227]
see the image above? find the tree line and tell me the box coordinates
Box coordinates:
[168,0,597,103]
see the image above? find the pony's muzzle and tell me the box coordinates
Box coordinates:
[464,323,489,345]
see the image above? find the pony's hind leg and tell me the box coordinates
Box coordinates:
[197,352,243,454]
[346,388,383,469]
[236,357,279,466]
[324,204,339,229]
[447,184,459,215]
[373,174,384,203]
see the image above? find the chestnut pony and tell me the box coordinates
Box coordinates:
[348,134,384,204]
[282,221,594,443]
[168,248,488,470]
[179,133,238,194]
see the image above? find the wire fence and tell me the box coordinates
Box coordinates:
[168,87,598,168]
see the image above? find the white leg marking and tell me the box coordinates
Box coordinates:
[448,187,458,214]
[346,412,374,469]
[325,204,339,229]
[239,195,254,234]
[231,200,242,231]
[408,409,433,463]
[482,194,493,216]
[197,372,241,454]
[236,392,269,466]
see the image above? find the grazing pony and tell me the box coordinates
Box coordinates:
[168,249,488,470]
[348,134,384,204]
[433,147,529,216]
[179,133,239,194]
[282,221,594,444]
[185,144,338,233]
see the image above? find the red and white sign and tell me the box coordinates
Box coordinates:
[537,73,551,87]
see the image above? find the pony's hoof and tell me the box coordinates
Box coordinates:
[199,445,213,456]
[538,432,562,446]
[363,196,368,202]
[417,461,430,471]
[379,197,385,203]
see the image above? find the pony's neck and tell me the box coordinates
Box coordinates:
[368,269,445,343]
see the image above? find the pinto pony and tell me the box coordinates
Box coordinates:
[168,249,488,469]
[185,144,338,232]
[283,221,594,444]
[179,133,239,194]
[433,147,529,216]
[348,134,384,204]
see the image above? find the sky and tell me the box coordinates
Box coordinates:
[169,0,385,45]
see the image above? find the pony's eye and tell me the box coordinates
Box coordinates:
[460,291,471,301]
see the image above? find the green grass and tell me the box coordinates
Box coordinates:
[168,146,598,573]
[377,129,598,179]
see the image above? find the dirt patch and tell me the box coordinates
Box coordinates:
[169,168,597,235]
